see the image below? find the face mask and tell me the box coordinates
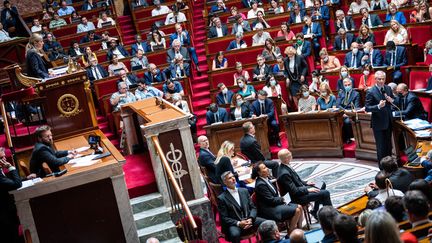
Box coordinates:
[270,79,277,86]
[352,48,358,54]
[364,48,370,54]
[296,40,303,45]
[428,48,432,55]
[363,70,370,76]
[321,91,327,97]
[237,100,244,106]
[341,71,348,78]
[323,57,329,63]
[312,77,318,82]
[222,87,228,94]
[238,82,244,88]
[345,86,352,92]
[303,91,309,97]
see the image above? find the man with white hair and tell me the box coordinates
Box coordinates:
[258,220,290,242]
[208,17,228,38]
[362,41,384,67]
[110,81,136,112]
[167,39,201,74]
[335,9,355,32]
[169,54,190,78]
[252,23,270,46]
[146,237,160,243]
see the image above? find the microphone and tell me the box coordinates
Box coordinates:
[350,102,358,122]
[383,91,403,122]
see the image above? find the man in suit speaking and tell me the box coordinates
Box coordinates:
[365,71,394,166]
[218,171,265,243]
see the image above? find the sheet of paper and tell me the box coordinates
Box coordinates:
[75,146,90,153]
[238,173,251,181]
[68,155,99,167]
[283,192,291,204]
[18,178,43,190]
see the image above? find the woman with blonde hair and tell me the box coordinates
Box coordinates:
[317,82,336,111]
[26,33,49,79]
[383,20,408,45]
[356,24,376,46]
[319,48,341,72]
[233,62,250,84]
[215,140,242,185]
[364,211,402,243]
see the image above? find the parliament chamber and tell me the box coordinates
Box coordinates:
[1,0,432,242]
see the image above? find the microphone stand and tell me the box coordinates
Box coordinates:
[384,94,403,122]
[350,102,358,122]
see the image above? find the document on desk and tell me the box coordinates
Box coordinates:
[18,178,43,190]
[75,146,90,153]
[69,155,99,167]
[283,193,292,204]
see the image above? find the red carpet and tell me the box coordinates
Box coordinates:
[122,152,158,199]
[343,141,356,158]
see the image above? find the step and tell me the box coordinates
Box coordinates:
[192,82,210,89]
[195,110,207,117]
[134,206,171,229]
[130,192,164,214]
[137,221,178,243]
[161,238,182,243]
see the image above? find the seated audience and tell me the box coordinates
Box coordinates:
[263,76,282,97]
[348,0,370,15]
[100,31,116,50]
[170,23,191,46]
[43,33,64,61]
[230,94,252,121]
[356,24,376,46]
[370,0,388,10]
[253,54,271,81]
[57,0,75,16]
[344,42,364,69]
[130,49,150,71]
[269,0,284,14]
[335,10,355,32]
[163,80,184,99]
[422,150,432,182]
[30,125,77,177]
[333,214,359,243]
[320,48,341,72]
[384,20,408,45]
[81,46,97,68]
[394,83,427,120]
[385,3,407,24]
[49,13,67,29]
[362,41,383,67]
[134,79,163,100]
[237,77,256,100]
[149,30,166,51]
[131,34,149,55]
[334,28,354,51]
[206,103,228,125]
[293,33,311,57]
[97,12,115,28]
[167,39,200,73]
[252,162,303,233]
[145,63,167,83]
[272,56,285,74]
[218,171,265,243]
[360,7,384,28]
[227,32,247,50]
[86,57,108,82]
[251,11,270,30]
[337,78,360,142]
[410,0,432,23]
[109,54,129,76]
[151,0,170,16]
[311,0,330,32]
[169,54,190,78]
[309,70,329,92]
[164,6,186,25]
[365,211,403,243]
[384,41,407,83]
[69,11,81,23]
[216,83,234,105]
[408,179,432,203]
[337,66,355,91]
[302,15,322,59]
[0,23,11,42]
[317,82,336,110]
[318,206,339,243]
[107,39,129,61]
[288,3,304,24]
[208,17,228,38]
[31,18,42,33]
[358,64,375,90]
[404,190,431,228]
[251,90,280,146]
[228,6,246,22]
[276,22,295,41]
[80,30,101,44]
[131,0,148,9]
[77,17,95,33]
[233,62,251,84]
[284,47,309,100]
[262,38,280,61]
[110,82,136,112]
[357,209,373,227]
[373,171,405,204]
[82,0,96,10]
[259,220,289,243]
[247,0,265,19]
[243,0,263,8]
[289,229,306,243]
[1,0,19,35]
[197,135,217,183]
[298,85,316,112]
[385,196,406,222]
[231,14,251,35]
[118,70,138,88]
[252,23,271,46]
[424,40,432,65]
[210,0,227,13]
[366,197,383,210]
[212,51,228,70]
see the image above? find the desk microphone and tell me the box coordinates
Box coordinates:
[350,102,358,122]
[384,93,403,122]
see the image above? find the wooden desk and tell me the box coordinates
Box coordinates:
[345,112,377,161]
[11,129,138,243]
[203,116,270,160]
[281,111,344,157]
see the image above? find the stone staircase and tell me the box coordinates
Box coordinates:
[131,193,181,243]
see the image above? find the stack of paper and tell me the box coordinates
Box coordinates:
[404,119,432,131]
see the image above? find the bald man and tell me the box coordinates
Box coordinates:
[289,229,307,243]
[394,83,427,120]
[197,136,217,183]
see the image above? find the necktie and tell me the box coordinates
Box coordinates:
[308,26,312,34]
[343,19,347,30]
[342,40,346,50]
[214,113,219,122]
[352,54,356,68]
[93,67,100,79]
[370,51,374,66]
[393,50,397,66]
[260,103,265,114]
[401,97,405,110]
[224,93,228,103]
[390,52,394,67]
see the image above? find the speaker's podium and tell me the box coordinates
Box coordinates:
[121,98,218,242]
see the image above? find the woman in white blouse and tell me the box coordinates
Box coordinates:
[108,54,128,76]
[384,20,408,45]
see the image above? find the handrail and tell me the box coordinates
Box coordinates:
[0,100,13,150]
[151,136,198,230]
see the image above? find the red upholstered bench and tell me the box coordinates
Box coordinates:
[409,69,430,90]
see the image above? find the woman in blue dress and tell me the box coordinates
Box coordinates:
[316,82,336,111]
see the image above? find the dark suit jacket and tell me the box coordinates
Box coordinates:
[355,33,376,45]
[240,134,265,162]
[107,45,130,61]
[335,16,355,32]
[216,90,234,105]
[198,148,217,183]
[118,73,139,87]
[365,85,394,130]
[333,33,355,51]
[26,50,49,79]
[208,24,228,38]
[227,40,246,51]
[169,63,190,78]
[1,6,19,29]
[336,76,355,92]
[68,47,83,57]
[206,108,229,125]
[79,34,101,44]
[311,6,330,25]
[29,142,70,177]
[167,47,190,63]
[242,0,263,8]
[230,103,252,120]
[336,90,361,109]
[86,64,109,82]
[144,69,167,83]
[215,156,236,184]
[344,50,364,68]
[384,46,407,70]
[0,167,22,243]
[254,177,286,220]
[250,98,275,121]
[302,22,322,38]
[362,14,383,27]
[283,55,308,82]
[81,1,97,10]
[288,12,305,25]
[131,42,150,55]
[293,40,312,57]
[170,31,192,46]
[277,163,309,200]
[253,64,271,81]
[394,92,427,120]
[366,49,384,67]
[218,187,258,235]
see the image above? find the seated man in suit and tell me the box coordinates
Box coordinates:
[170,23,192,47]
[197,135,217,183]
[107,39,130,61]
[384,41,407,83]
[360,7,383,28]
[240,121,279,176]
[131,34,149,55]
[335,10,355,32]
[288,3,304,25]
[216,83,234,105]
[131,0,148,9]
[334,28,355,51]
[227,32,248,50]
[218,171,265,243]
[206,103,229,125]
[253,54,271,81]
[293,33,311,57]
[30,125,78,178]
[144,63,167,83]
[43,32,65,61]
[337,78,361,143]
[302,15,322,60]
[210,0,227,13]
[252,23,271,46]
[404,190,431,228]
[232,14,251,35]
[344,42,364,69]
[169,54,190,78]
[251,90,281,147]
[393,83,427,120]
[287,0,305,15]
[118,70,138,88]
[163,79,184,99]
[134,79,163,100]
[277,149,332,218]
[208,17,228,38]
[110,81,137,112]
[130,49,149,71]
[258,220,290,243]
[318,206,339,243]
[86,57,108,83]
[362,41,384,67]
[79,30,101,44]
[167,39,201,73]
[242,0,262,8]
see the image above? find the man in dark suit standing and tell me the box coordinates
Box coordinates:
[216,83,234,105]
[208,17,228,38]
[30,125,78,178]
[86,57,108,83]
[240,121,279,176]
[251,90,281,147]
[197,136,217,183]
[394,83,427,120]
[344,42,364,69]
[334,10,355,32]
[218,171,265,243]
[206,103,229,125]
[365,71,394,165]
[334,28,355,51]
[277,149,332,218]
